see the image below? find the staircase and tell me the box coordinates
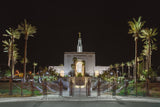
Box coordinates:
[73,86,86,97]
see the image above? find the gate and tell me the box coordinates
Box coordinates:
[69,77,91,97]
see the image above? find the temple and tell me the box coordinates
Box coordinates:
[49,32,109,77]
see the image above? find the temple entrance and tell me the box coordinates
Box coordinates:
[69,77,91,97]
[75,61,85,77]
[68,58,92,97]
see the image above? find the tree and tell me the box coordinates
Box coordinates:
[2,40,12,67]
[141,43,157,71]
[114,63,119,78]
[137,57,142,80]
[18,19,37,82]
[126,62,131,79]
[3,28,20,78]
[141,28,158,95]
[2,28,20,96]
[2,40,19,74]
[109,64,113,71]
[128,16,145,82]
[120,62,125,76]
[128,16,145,96]
[141,28,158,69]
[12,47,19,77]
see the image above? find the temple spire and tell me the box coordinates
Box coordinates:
[77,32,83,52]
[78,32,81,38]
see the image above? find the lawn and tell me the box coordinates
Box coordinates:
[0,82,42,97]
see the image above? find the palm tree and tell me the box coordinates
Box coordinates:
[141,44,148,70]
[137,57,143,80]
[114,63,119,77]
[2,41,19,73]
[3,28,20,96]
[128,16,145,96]
[126,62,131,79]
[12,47,19,76]
[120,62,125,76]
[3,28,20,78]
[141,28,158,70]
[2,40,12,67]
[109,64,113,71]
[141,28,158,95]
[3,43,19,96]
[150,43,157,65]
[131,59,135,79]
[141,43,157,72]
[128,16,145,82]
[18,19,37,82]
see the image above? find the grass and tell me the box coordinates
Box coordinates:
[118,81,160,97]
[0,82,42,97]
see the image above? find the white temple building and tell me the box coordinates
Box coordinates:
[49,32,109,77]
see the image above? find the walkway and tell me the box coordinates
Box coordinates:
[0,95,160,103]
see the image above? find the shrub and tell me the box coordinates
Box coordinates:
[4,69,11,77]
[77,73,82,77]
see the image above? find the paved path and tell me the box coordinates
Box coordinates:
[0,95,160,103]
[0,101,160,107]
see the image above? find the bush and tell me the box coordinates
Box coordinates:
[4,69,11,77]
[77,73,82,77]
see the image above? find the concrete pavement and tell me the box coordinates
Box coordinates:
[0,95,160,103]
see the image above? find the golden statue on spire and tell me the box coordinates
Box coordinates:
[78,32,81,38]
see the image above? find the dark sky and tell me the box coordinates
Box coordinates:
[0,0,160,69]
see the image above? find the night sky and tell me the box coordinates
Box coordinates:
[0,0,160,70]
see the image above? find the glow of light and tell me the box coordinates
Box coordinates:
[110,72,113,75]
[15,70,19,74]
[60,70,64,77]
[29,71,32,74]
[76,62,83,73]
[95,70,99,77]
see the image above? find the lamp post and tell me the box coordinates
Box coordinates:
[33,62,38,76]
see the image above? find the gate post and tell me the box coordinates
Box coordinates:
[112,79,116,96]
[59,79,63,96]
[69,79,73,96]
[86,82,88,96]
[21,79,23,96]
[124,78,129,96]
[42,79,47,99]
[97,79,100,96]
[9,77,13,95]
[30,80,34,96]
[88,78,91,96]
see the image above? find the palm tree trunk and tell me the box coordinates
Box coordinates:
[146,40,151,96]
[24,35,28,82]
[135,38,138,96]
[128,66,130,79]
[11,56,14,78]
[9,37,14,95]
[149,44,151,68]
[146,56,148,71]
[138,62,140,80]
[122,66,124,76]
[11,37,14,78]
[8,51,11,67]
[143,57,145,81]
[34,65,35,75]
